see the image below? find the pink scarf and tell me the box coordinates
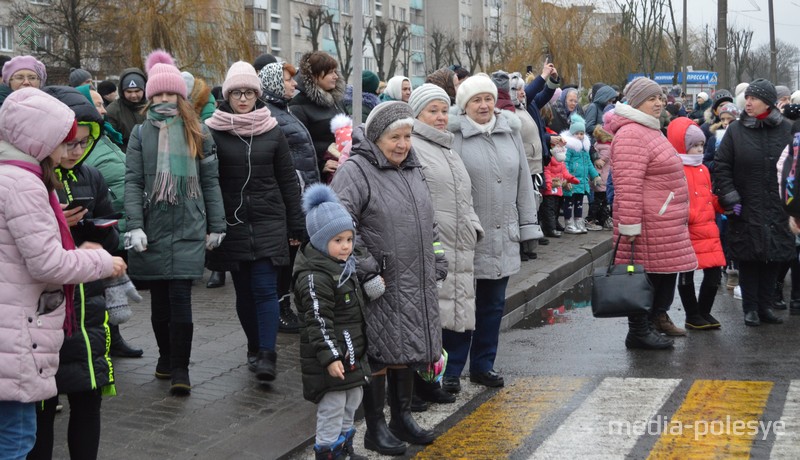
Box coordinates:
[1,160,76,335]
[204,106,278,136]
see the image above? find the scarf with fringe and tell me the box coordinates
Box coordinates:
[147,103,200,205]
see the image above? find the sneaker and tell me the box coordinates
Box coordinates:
[726,269,739,289]
[575,219,588,233]
[602,219,614,230]
[584,220,603,231]
[651,312,686,336]
[733,286,742,300]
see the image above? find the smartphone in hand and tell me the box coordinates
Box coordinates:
[526,65,533,74]
[65,196,94,210]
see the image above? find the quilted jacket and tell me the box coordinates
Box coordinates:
[449,107,541,279]
[561,131,599,196]
[331,127,445,366]
[604,103,697,273]
[412,120,483,333]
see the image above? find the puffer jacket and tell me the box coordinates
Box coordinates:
[206,101,305,271]
[594,142,611,192]
[542,155,579,197]
[331,126,445,366]
[412,120,483,333]
[124,121,226,280]
[289,69,347,181]
[263,91,322,187]
[712,107,794,262]
[105,68,146,151]
[561,131,599,196]
[449,107,540,279]
[0,144,114,403]
[293,243,370,403]
[667,117,726,270]
[84,135,127,239]
[584,85,616,136]
[516,107,544,175]
[604,102,697,273]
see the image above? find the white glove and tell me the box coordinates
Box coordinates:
[206,232,226,250]
[125,228,148,252]
[363,276,386,301]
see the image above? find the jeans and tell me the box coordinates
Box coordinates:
[150,279,193,324]
[442,277,509,376]
[738,261,781,313]
[28,390,102,460]
[231,258,279,352]
[647,273,678,314]
[0,401,36,460]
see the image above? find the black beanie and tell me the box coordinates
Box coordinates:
[97,80,116,97]
[711,89,734,112]
[745,78,778,108]
[253,53,277,72]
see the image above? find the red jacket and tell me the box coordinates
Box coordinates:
[542,156,579,197]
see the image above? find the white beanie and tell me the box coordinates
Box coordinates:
[455,75,497,111]
[696,91,709,102]
[735,82,749,97]
[181,71,195,96]
[222,61,263,99]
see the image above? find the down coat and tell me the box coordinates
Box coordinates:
[712,106,794,262]
[124,121,226,280]
[331,126,445,366]
[262,91,321,187]
[293,243,370,403]
[0,144,114,403]
[561,131,599,195]
[604,102,697,273]
[667,117,726,269]
[449,108,541,279]
[205,101,305,271]
[412,120,484,333]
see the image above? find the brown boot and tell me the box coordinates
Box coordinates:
[651,312,687,336]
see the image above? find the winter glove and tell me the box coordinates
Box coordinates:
[732,203,742,216]
[104,274,142,325]
[593,177,602,187]
[124,228,147,252]
[362,275,386,301]
[206,232,226,250]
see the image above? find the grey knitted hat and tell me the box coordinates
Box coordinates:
[623,77,662,109]
[776,85,791,100]
[491,70,510,92]
[258,62,285,99]
[408,83,450,118]
[745,78,777,108]
[302,184,355,255]
[69,68,92,87]
[364,101,414,143]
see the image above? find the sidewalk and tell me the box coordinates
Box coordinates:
[51,230,611,459]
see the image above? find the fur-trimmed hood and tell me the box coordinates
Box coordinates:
[603,102,661,135]
[295,68,346,109]
[447,105,521,137]
[560,129,590,152]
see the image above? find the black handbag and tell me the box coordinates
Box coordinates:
[591,236,653,318]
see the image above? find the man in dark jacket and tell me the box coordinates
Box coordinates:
[689,91,712,122]
[106,67,147,151]
[524,61,561,167]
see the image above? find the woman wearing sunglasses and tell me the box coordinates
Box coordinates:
[205,61,304,384]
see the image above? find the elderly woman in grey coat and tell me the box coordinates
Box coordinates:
[444,74,541,392]
[331,101,447,456]
[408,84,483,406]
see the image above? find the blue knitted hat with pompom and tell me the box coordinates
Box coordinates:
[302,184,355,254]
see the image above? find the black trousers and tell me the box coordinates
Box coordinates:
[29,390,103,460]
[539,195,561,233]
[647,273,678,315]
[738,261,781,313]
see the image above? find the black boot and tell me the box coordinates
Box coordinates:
[169,322,193,396]
[387,368,436,445]
[677,281,711,330]
[414,372,455,404]
[255,350,277,382]
[342,428,368,460]
[697,279,721,328]
[152,320,171,379]
[278,295,303,333]
[625,314,674,350]
[774,280,788,310]
[206,271,226,288]
[362,375,406,455]
[109,324,143,358]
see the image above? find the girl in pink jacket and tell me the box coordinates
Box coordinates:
[0,88,124,459]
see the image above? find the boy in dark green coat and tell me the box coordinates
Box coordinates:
[293,184,379,460]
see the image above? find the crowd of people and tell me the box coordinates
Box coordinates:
[2,48,800,460]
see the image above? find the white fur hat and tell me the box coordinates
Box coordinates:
[455,74,497,111]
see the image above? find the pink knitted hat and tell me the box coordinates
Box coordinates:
[144,50,187,100]
[222,61,262,99]
[2,55,47,85]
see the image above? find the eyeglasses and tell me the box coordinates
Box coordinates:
[65,137,93,151]
[10,74,40,83]
[231,89,256,100]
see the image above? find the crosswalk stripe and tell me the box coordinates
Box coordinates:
[770,380,800,459]
[648,380,773,459]
[416,376,587,459]
[528,377,681,459]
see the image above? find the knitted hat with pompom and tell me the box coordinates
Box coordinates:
[144,50,187,100]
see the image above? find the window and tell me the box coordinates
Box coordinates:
[461,14,466,29]
[413,61,425,77]
[293,17,301,35]
[362,0,371,15]
[254,8,267,31]
[271,29,280,49]
[323,24,333,40]
[342,0,351,14]
[0,26,13,51]
[271,0,279,14]
[294,52,303,67]
[411,35,424,52]
[36,33,52,53]
[364,56,374,71]
[400,8,405,21]
[392,5,396,19]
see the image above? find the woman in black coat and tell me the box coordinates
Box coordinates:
[713,79,795,327]
[205,62,305,382]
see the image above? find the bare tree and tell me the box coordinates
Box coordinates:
[746,40,800,86]
[464,34,486,74]
[299,5,332,52]
[367,18,408,80]
[728,26,753,85]
[617,0,668,76]
[329,17,368,82]
[665,0,682,85]
[426,26,450,73]
[691,24,717,71]
[385,21,410,79]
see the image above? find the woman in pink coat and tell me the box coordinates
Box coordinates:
[0,88,125,459]
[604,78,697,350]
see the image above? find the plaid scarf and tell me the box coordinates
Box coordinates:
[147,103,200,205]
